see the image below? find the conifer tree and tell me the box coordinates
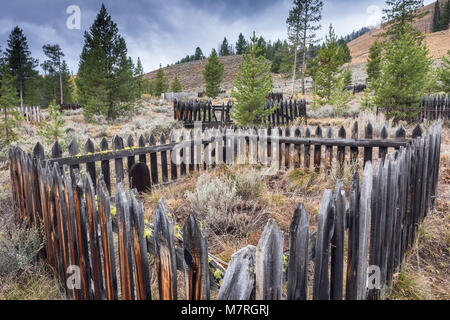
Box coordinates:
[231,34,274,127]
[171,76,182,93]
[0,64,21,144]
[287,0,323,95]
[219,38,231,56]
[153,67,169,97]
[433,0,441,32]
[4,26,38,107]
[202,49,224,98]
[42,44,65,104]
[382,0,426,39]
[236,33,248,55]
[135,57,145,96]
[310,25,345,101]
[373,27,432,121]
[367,40,383,84]
[440,50,450,92]
[337,38,352,63]
[194,47,204,60]
[76,4,138,120]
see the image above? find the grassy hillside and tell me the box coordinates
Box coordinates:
[348,1,450,64]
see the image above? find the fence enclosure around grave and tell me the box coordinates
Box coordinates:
[174,99,307,128]
[0,106,41,124]
[8,122,442,300]
[377,94,449,122]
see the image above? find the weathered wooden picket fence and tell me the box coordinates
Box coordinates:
[31,121,417,196]
[1,106,41,123]
[173,99,307,128]
[377,94,449,122]
[8,122,442,300]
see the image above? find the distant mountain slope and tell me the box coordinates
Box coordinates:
[144,55,243,93]
[348,1,450,64]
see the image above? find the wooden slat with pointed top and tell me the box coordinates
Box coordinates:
[153,198,177,300]
[160,133,169,183]
[127,135,136,175]
[218,245,256,300]
[100,138,111,194]
[350,122,359,164]
[313,190,335,300]
[138,135,146,163]
[379,126,389,163]
[331,182,345,300]
[116,183,135,300]
[85,138,96,189]
[84,173,104,300]
[364,122,373,165]
[73,169,94,299]
[113,135,125,184]
[255,219,284,300]
[149,134,159,185]
[97,176,118,300]
[346,172,360,300]
[287,203,309,300]
[337,126,346,168]
[183,211,210,300]
[304,127,311,170]
[130,190,152,300]
[314,126,323,173]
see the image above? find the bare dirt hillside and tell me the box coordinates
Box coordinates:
[348,1,450,64]
[144,55,243,93]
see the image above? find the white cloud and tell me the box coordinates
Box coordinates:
[366,5,383,27]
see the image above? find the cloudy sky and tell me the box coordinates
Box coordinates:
[0,0,435,74]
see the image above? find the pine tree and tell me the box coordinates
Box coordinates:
[310,25,345,101]
[76,4,138,120]
[231,35,274,127]
[60,61,74,104]
[440,50,450,92]
[153,67,169,97]
[4,26,38,107]
[171,76,182,92]
[38,101,65,144]
[337,38,352,63]
[135,57,145,96]
[0,63,21,144]
[433,0,441,32]
[42,44,66,104]
[236,33,248,55]
[219,38,230,56]
[367,40,383,84]
[286,0,323,96]
[382,0,426,39]
[194,47,204,60]
[202,49,224,98]
[373,28,432,121]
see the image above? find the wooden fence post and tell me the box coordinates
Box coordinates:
[218,245,256,300]
[97,176,118,300]
[255,219,284,300]
[287,203,309,300]
[116,182,135,300]
[356,161,373,300]
[313,190,335,300]
[130,190,152,300]
[183,211,210,300]
[345,172,359,300]
[331,181,346,300]
[153,198,177,300]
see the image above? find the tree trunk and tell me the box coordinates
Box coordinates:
[292,44,298,97]
[19,81,24,108]
[301,27,308,96]
[59,68,64,105]
[4,105,8,141]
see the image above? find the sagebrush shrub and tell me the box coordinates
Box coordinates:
[185,174,242,235]
[0,202,42,276]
